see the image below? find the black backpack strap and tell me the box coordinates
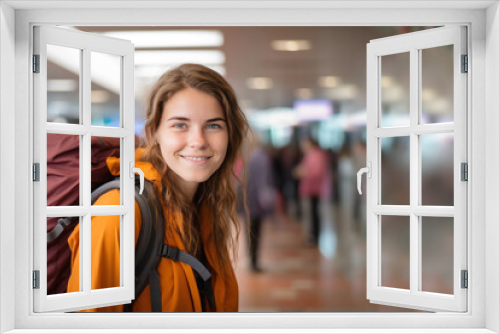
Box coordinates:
[131,178,165,312]
[158,244,216,311]
[159,244,212,282]
[149,267,163,312]
[47,217,77,242]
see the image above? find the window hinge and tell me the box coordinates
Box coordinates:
[33,54,40,73]
[33,270,40,289]
[461,162,468,181]
[461,54,468,73]
[461,270,468,289]
[33,163,40,182]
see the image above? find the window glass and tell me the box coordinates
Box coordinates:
[47,44,80,124]
[381,215,410,290]
[91,52,121,127]
[421,46,454,124]
[381,136,410,205]
[381,52,410,127]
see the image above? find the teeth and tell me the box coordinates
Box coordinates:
[184,156,207,161]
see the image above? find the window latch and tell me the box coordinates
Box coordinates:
[129,162,144,195]
[357,162,372,195]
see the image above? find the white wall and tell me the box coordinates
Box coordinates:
[0,2,16,333]
[486,2,500,333]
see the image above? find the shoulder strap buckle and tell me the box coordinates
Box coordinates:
[159,244,180,261]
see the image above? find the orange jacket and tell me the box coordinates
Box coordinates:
[67,151,239,312]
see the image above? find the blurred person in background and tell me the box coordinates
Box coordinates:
[293,136,330,246]
[238,134,276,272]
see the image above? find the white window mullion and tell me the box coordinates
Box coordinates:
[365,43,379,301]
[453,26,468,309]
[33,27,49,305]
[409,47,419,295]
[81,47,92,294]
[121,48,135,296]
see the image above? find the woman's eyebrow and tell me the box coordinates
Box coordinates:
[206,117,226,123]
[166,117,189,122]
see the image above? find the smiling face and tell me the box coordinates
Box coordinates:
[156,87,229,200]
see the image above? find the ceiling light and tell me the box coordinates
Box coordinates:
[102,30,224,48]
[381,76,394,88]
[91,90,110,103]
[318,76,341,88]
[295,88,313,100]
[328,84,358,100]
[272,40,311,52]
[246,77,273,90]
[47,79,78,92]
[422,88,436,101]
[47,45,121,95]
[134,50,225,66]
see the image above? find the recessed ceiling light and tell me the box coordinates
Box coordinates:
[328,84,358,100]
[91,90,110,103]
[134,50,225,66]
[272,40,311,52]
[47,79,78,92]
[246,77,273,90]
[295,88,313,100]
[102,30,224,48]
[381,76,394,88]
[318,76,341,88]
[422,88,436,101]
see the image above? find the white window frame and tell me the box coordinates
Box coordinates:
[33,25,136,313]
[366,26,468,312]
[1,1,499,333]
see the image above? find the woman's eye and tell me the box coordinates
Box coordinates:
[207,124,222,130]
[173,123,186,129]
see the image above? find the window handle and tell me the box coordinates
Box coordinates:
[357,162,371,195]
[129,162,145,195]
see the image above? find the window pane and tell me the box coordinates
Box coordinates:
[47,133,80,206]
[421,217,454,294]
[91,215,121,290]
[421,133,454,206]
[91,52,121,127]
[91,136,121,205]
[421,45,454,124]
[47,216,79,295]
[381,215,410,290]
[381,52,410,127]
[381,136,409,205]
[47,44,80,124]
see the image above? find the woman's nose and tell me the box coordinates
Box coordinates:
[188,127,207,149]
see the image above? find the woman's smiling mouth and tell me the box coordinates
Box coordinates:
[180,155,212,163]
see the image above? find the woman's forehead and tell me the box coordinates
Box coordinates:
[162,88,226,120]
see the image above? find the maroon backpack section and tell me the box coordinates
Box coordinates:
[47,134,121,295]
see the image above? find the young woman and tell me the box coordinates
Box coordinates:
[67,64,249,312]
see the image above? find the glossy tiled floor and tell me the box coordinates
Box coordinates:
[235,200,423,313]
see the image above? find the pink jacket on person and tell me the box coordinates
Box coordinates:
[299,147,331,198]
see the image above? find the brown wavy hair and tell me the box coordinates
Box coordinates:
[141,63,249,277]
